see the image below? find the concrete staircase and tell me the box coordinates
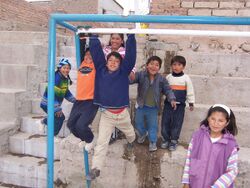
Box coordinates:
[0,31,74,187]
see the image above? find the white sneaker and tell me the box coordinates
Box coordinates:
[85,140,95,152]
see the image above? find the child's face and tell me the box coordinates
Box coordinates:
[59,64,71,78]
[110,34,123,50]
[208,111,228,137]
[107,55,121,72]
[146,60,160,76]
[84,51,93,64]
[171,62,185,74]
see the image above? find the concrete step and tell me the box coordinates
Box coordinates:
[0,122,17,156]
[190,75,250,107]
[0,154,60,188]
[0,44,47,67]
[0,89,26,122]
[9,132,61,159]
[184,52,250,78]
[20,114,70,138]
[0,31,49,45]
[0,64,37,90]
[180,104,250,148]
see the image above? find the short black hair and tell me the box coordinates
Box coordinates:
[171,55,186,67]
[107,51,123,63]
[146,56,162,68]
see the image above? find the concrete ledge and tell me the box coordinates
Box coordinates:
[9,132,61,159]
[0,154,60,188]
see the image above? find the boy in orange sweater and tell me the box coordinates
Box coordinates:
[67,49,98,151]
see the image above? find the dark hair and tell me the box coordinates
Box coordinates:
[107,51,123,63]
[171,55,186,67]
[146,56,162,68]
[200,106,238,136]
[108,33,125,47]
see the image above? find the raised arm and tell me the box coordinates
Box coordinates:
[89,36,106,70]
[122,34,136,74]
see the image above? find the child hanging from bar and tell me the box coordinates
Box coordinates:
[86,34,137,180]
[103,33,136,144]
[67,43,99,151]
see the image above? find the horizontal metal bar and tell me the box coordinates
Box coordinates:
[77,28,250,37]
[51,14,250,25]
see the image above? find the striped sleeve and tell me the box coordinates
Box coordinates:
[211,147,238,188]
[182,138,193,184]
[185,75,195,104]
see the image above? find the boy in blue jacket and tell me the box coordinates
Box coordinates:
[130,56,176,152]
[87,34,136,180]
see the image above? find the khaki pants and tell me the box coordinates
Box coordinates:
[92,109,135,170]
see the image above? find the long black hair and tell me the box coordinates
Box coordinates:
[200,106,238,136]
[108,33,125,47]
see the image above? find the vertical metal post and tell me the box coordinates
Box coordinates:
[47,17,56,188]
[84,149,91,188]
[75,33,81,68]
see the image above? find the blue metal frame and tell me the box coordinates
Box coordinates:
[47,14,250,188]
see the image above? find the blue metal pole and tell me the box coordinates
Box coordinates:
[47,17,56,188]
[51,14,250,25]
[75,33,81,68]
[84,149,91,188]
[57,21,77,32]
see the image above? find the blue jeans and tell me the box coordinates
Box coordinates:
[135,106,158,143]
[161,103,185,142]
[40,105,65,136]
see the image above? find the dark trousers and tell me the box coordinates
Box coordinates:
[67,100,98,143]
[161,103,185,142]
[40,106,65,136]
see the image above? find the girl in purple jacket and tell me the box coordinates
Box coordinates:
[182,104,238,188]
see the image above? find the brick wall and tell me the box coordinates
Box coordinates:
[0,0,99,31]
[151,0,250,16]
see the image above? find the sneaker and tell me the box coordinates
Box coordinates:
[160,141,169,149]
[137,132,148,144]
[85,140,95,152]
[168,140,178,151]
[149,142,157,152]
[86,168,100,180]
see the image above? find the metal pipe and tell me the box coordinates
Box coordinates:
[75,34,81,68]
[47,17,56,188]
[77,28,250,37]
[51,14,250,25]
[57,21,77,32]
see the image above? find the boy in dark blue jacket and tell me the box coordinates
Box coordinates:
[87,34,136,180]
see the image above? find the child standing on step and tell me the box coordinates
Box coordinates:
[182,104,239,188]
[130,56,176,152]
[161,55,195,151]
[40,58,76,136]
[67,48,99,151]
[86,34,137,180]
